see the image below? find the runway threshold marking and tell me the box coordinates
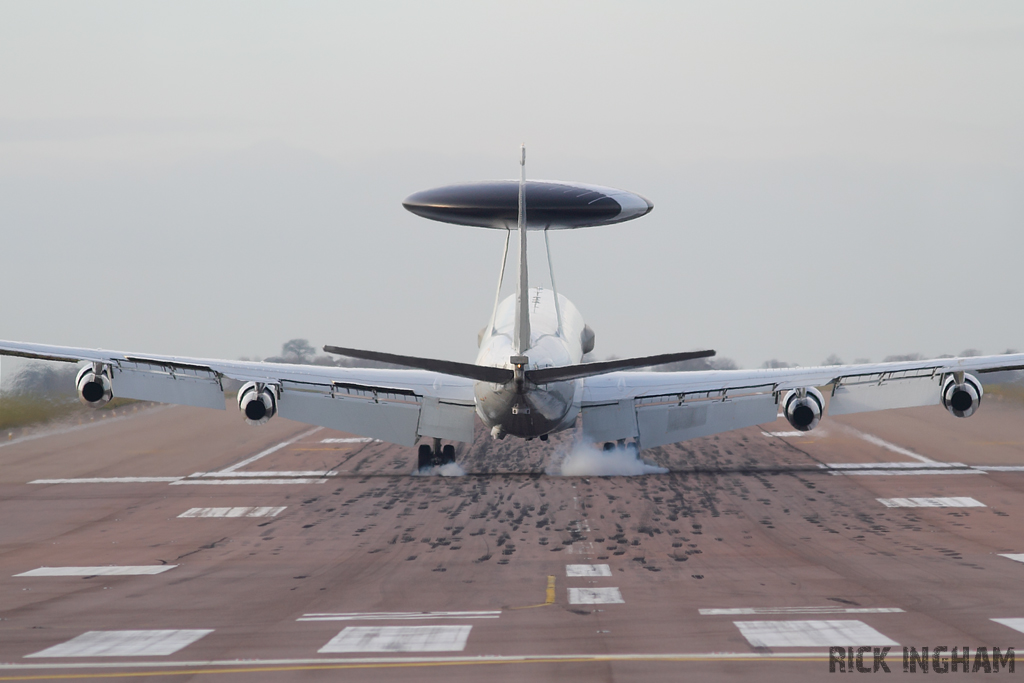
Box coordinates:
[298,611,499,622]
[217,426,323,473]
[877,497,985,508]
[178,507,285,518]
[568,587,623,605]
[318,626,472,653]
[15,566,176,577]
[566,564,611,577]
[25,630,213,658]
[700,607,904,615]
[733,620,899,648]
[508,576,556,609]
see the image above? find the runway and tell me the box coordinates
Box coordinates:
[2,397,1024,681]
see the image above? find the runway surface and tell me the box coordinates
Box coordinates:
[2,396,1024,681]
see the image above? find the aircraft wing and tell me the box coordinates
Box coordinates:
[579,353,1024,449]
[0,340,477,447]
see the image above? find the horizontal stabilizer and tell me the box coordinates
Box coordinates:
[323,345,514,384]
[527,349,716,384]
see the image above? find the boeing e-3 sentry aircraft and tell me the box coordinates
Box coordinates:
[2,147,1023,471]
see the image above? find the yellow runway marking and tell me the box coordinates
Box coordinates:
[0,654,839,680]
[508,575,556,609]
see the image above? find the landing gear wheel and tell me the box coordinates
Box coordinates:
[441,444,456,465]
[417,444,433,470]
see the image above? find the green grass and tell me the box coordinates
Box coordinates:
[0,394,80,431]
[0,394,140,431]
[983,383,1024,404]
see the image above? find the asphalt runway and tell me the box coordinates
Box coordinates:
[2,396,1024,681]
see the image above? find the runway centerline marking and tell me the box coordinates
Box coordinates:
[318,626,472,653]
[218,426,322,473]
[298,611,499,622]
[568,587,623,604]
[734,620,899,648]
[15,566,177,577]
[566,564,611,577]
[842,426,936,464]
[25,630,213,658]
[187,471,336,478]
[320,438,378,444]
[29,477,183,484]
[171,478,327,486]
[877,497,985,508]
[178,507,286,518]
[700,607,904,615]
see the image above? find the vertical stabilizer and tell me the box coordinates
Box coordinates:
[513,145,531,355]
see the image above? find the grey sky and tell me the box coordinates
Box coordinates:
[1,1,1022,370]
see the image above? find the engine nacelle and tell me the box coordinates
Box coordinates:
[942,373,982,418]
[237,382,277,425]
[75,365,112,407]
[782,387,824,432]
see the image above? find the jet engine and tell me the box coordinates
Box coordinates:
[75,365,112,407]
[782,387,824,432]
[237,382,277,425]
[942,373,983,418]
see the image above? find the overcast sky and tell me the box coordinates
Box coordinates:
[1,1,1022,372]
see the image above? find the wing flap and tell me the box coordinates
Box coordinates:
[112,365,226,410]
[635,393,779,450]
[827,374,942,415]
[418,396,476,443]
[278,384,422,447]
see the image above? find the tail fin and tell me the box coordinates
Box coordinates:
[513,144,531,355]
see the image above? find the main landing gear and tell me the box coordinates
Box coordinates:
[418,437,456,469]
[603,439,640,456]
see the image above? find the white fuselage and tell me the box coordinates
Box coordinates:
[473,287,586,438]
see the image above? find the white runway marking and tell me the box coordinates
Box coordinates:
[991,618,1024,634]
[831,469,985,477]
[171,478,327,486]
[318,626,472,653]
[566,564,612,577]
[26,630,213,658]
[877,497,985,508]
[178,507,286,518]
[187,471,336,478]
[218,426,322,473]
[568,587,624,604]
[845,427,936,464]
[0,651,925,670]
[298,611,499,622]
[700,607,904,615]
[734,620,899,648]
[975,466,1024,472]
[762,431,805,438]
[30,477,183,484]
[566,542,595,555]
[15,566,176,577]
[822,462,965,470]
[321,438,377,444]
[999,554,1024,564]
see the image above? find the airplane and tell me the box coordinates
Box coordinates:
[2,146,1023,472]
